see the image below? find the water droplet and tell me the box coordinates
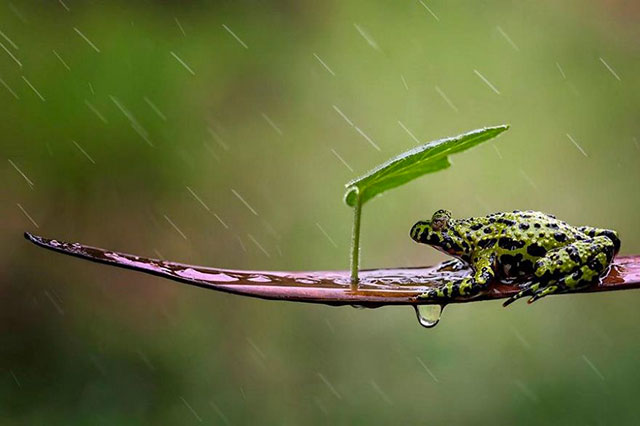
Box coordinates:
[413,304,444,328]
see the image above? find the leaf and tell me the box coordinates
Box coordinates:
[24,232,640,308]
[344,125,509,207]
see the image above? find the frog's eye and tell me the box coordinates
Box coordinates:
[431,217,448,231]
[431,209,451,231]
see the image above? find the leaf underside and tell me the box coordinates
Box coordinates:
[344,125,509,207]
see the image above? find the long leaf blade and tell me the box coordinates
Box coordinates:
[24,233,640,307]
[344,125,509,206]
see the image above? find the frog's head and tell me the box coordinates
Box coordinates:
[410,209,464,254]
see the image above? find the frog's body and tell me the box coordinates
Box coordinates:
[410,210,620,305]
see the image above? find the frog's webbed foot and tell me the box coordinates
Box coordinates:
[418,279,467,301]
[421,251,495,301]
[528,285,560,303]
[502,282,537,307]
[503,282,559,306]
[503,279,570,306]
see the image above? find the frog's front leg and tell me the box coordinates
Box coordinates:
[419,251,496,300]
[503,236,616,306]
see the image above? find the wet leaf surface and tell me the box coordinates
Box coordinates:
[25,232,640,308]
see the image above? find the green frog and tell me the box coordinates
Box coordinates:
[410,209,620,305]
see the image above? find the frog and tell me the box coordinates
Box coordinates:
[409,209,620,306]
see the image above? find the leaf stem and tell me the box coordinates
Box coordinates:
[350,196,362,289]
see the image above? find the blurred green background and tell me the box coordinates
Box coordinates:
[2,1,640,424]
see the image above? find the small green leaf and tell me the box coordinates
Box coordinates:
[344,125,509,207]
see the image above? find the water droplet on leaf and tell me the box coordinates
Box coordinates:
[413,304,445,328]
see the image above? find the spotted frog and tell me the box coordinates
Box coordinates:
[410,210,620,305]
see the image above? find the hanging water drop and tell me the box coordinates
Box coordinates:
[413,304,444,328]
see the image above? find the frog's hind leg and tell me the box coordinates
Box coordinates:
[503,236,615,306]
[577,226,621,254]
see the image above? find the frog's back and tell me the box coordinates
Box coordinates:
[463,210,587,279]
[464,210,577,241]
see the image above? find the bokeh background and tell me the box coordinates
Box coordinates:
[2,1,640,424]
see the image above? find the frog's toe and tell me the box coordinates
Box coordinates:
[503,283,540,307]
[528,285,559,304]
[417,287,445,300]
[418,284,461,300]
